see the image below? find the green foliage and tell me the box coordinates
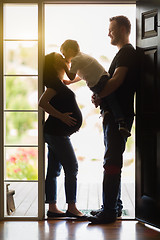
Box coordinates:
[6,76,31,109]
[19,44,37,69]
[6,76,37,140]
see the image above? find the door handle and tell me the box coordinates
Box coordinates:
[156,20,160,27]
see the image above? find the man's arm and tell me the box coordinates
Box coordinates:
[98,66,128,98]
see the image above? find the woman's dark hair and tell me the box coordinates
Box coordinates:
[43,52,59,88]
[110,15,131,34]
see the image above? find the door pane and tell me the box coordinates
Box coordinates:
[4,4,38,40]
[5,147,38,180]
[4,41,38,75]
[4,181,38,217]
[5,76,38,110]
[5,112,38,145]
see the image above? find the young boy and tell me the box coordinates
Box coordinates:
[60,39,131,138]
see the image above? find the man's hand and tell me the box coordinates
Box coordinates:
[91,94,101,108]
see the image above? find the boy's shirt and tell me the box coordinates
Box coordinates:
[70,52,108,88]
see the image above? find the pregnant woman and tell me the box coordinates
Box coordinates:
[39,52,84,218]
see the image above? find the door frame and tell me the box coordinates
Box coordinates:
[0,0,136,221]
[0,1,4,220]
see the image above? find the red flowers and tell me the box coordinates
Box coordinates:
[6,148,38,180]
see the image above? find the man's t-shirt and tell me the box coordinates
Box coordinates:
[100,44,137,120]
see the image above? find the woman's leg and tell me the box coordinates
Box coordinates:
[53,136,83,216]
[45,134,83,215]
[45,134,63,213]
[45,135,78,203]
[62,137,78,204]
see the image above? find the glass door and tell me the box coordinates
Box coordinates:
[1,3,44,219]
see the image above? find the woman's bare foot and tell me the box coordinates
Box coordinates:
[67,203,84,216]
[49,203,64,214]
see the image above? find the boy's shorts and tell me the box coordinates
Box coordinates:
[90,74,110,94]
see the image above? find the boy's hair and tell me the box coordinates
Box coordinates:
[110,15,131,34]
[60,39,80,54]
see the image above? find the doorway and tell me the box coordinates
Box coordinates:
[0,2,136,220]
[44,3,136,218]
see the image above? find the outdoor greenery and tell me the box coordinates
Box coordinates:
[6,148,38,180]
[5,44,38,180]
[5,76,37,144]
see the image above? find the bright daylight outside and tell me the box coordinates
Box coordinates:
[4,3,136,217]
[44,4,136,217]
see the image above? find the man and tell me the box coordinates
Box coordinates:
[88,16,137,224]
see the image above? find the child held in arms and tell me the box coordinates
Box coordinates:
[60,39,131,138]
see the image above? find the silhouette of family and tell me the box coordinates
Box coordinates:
[39,15,138,224]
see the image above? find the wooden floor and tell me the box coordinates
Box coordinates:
[0,220,160,240]
[2,181,160,240]
[5,180,135,218]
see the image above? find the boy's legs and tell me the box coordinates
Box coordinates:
[90,75,109,95]
[90,75,131,138]
[107,93,131,138]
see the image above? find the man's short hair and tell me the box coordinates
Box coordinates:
[110,15,131,34]
[60,39,80,54]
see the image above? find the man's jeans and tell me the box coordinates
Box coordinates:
[45,133,78,203]
[102,113,133,216]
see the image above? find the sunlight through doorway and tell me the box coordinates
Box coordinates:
[45,3,136,218]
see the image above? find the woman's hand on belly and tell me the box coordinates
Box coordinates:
[59,112,77,126]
